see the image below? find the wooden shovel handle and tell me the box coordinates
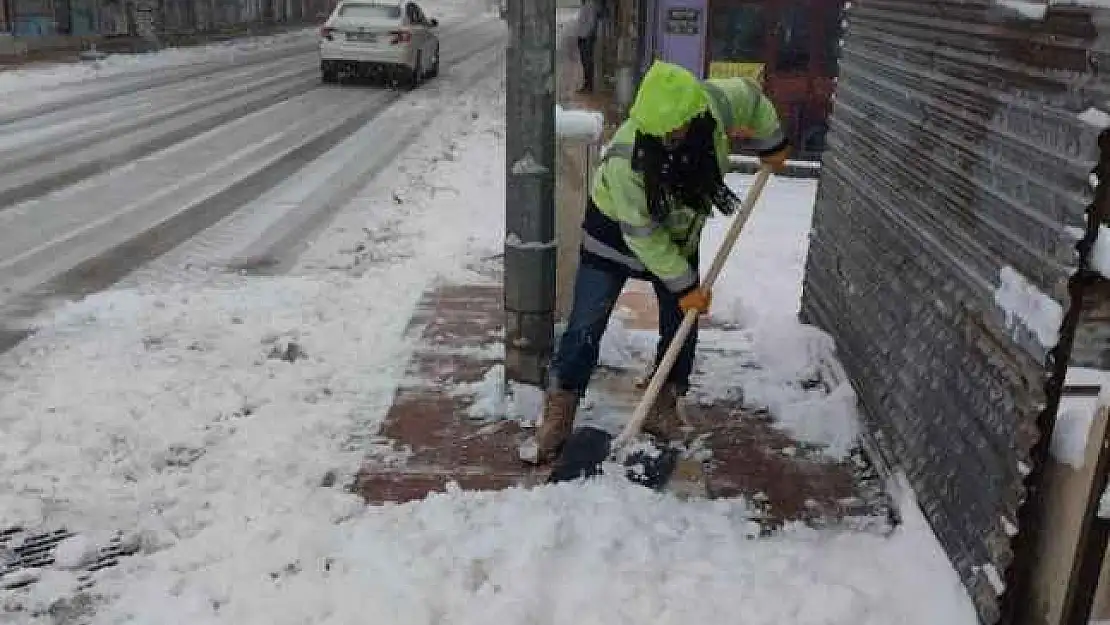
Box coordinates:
[613,166,774,449]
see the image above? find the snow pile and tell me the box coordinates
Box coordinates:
[95,475,977,625]
[711,174,819,327]
[1049,367,1110,469]
[994,0,1110,20]
[0,275,419,534]
[995,0,1049,18]
[53,535,99,570]
[1091,224,1110,279]
[1051,394,1099,469]
[555,104,605,141]
[1079,107,1110,129]
[688,326,860,458]
[450,364,545,422]
[705,174,860,456]
[994,265,1063,348]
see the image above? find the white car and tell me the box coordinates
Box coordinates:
[319,0,441,88]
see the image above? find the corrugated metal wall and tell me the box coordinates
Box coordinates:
[800,1,1107,622]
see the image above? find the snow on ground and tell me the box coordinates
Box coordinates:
[0,71,976,624]
[104,478,974,625]
[0,29,317,95]
[589,174,860,457]
[0,69,505,621]
[709,173,818,326]
[702,174,861,456]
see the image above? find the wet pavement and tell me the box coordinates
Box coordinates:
[354,275,895,531]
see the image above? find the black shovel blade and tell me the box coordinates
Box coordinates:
[624,446,680,490]
[548,426,612,483]
[547,425,680,490]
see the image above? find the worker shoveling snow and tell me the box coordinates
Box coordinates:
[0,60,979,624]
[520,61,796,489]
[546,166,773,489]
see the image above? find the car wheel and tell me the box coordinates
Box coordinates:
[426,46,440,79]
[406,53,422,90]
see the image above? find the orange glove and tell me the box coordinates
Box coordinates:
[678,287,712,315]
[760,145,790,173]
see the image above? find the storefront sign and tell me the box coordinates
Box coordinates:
[664,7,700,35]
[13,0,51,18]
[709,61,766,82]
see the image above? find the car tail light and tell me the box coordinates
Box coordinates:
[389,29,412,44]
[320,26,336,40]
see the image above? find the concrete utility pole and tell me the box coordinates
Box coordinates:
[504,0,557,387]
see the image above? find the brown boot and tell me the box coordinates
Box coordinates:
[529,389,579,465]
[642,384,688,444]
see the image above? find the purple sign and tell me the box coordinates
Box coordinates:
[656,0,707,78]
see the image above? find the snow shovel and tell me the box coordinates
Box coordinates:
[548,166,775,489]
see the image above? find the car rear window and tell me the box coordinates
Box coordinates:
[337,3,401,18]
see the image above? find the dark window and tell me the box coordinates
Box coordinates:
[822,3,845,75]
[410,3,426,23]
[776,2,811,73]
[338,2,402,19]
[709,3,765,63]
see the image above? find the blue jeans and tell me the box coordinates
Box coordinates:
[548,262,699,396]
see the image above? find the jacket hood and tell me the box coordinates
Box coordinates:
[628,61,709,138]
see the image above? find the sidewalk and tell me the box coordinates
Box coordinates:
[355,268,892,528]
[355,27,892,528]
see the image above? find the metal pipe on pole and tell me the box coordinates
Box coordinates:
[504,0,557,387]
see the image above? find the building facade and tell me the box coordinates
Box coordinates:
[0,0,330,39]
[643,0,846,159]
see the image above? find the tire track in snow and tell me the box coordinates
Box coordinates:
[123,40,507,288]
[0,14,496,124]
[0,38,319,124]
[0,19,501,208]
[0,50,317,145]
[0,20,507,334]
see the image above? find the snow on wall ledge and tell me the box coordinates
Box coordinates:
[799,1,1104,623]
[1049,367,1110,470]
[994,266,1064,348]
[555,105,604,141]
[993,0,1110,21]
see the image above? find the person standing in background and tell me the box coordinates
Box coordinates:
[576,0,599,93]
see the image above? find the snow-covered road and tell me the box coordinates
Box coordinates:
[0,13,505,329]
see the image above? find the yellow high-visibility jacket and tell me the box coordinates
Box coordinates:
[580,61,786,295]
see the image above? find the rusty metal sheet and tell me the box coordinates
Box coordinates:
[800,1,1104,622]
